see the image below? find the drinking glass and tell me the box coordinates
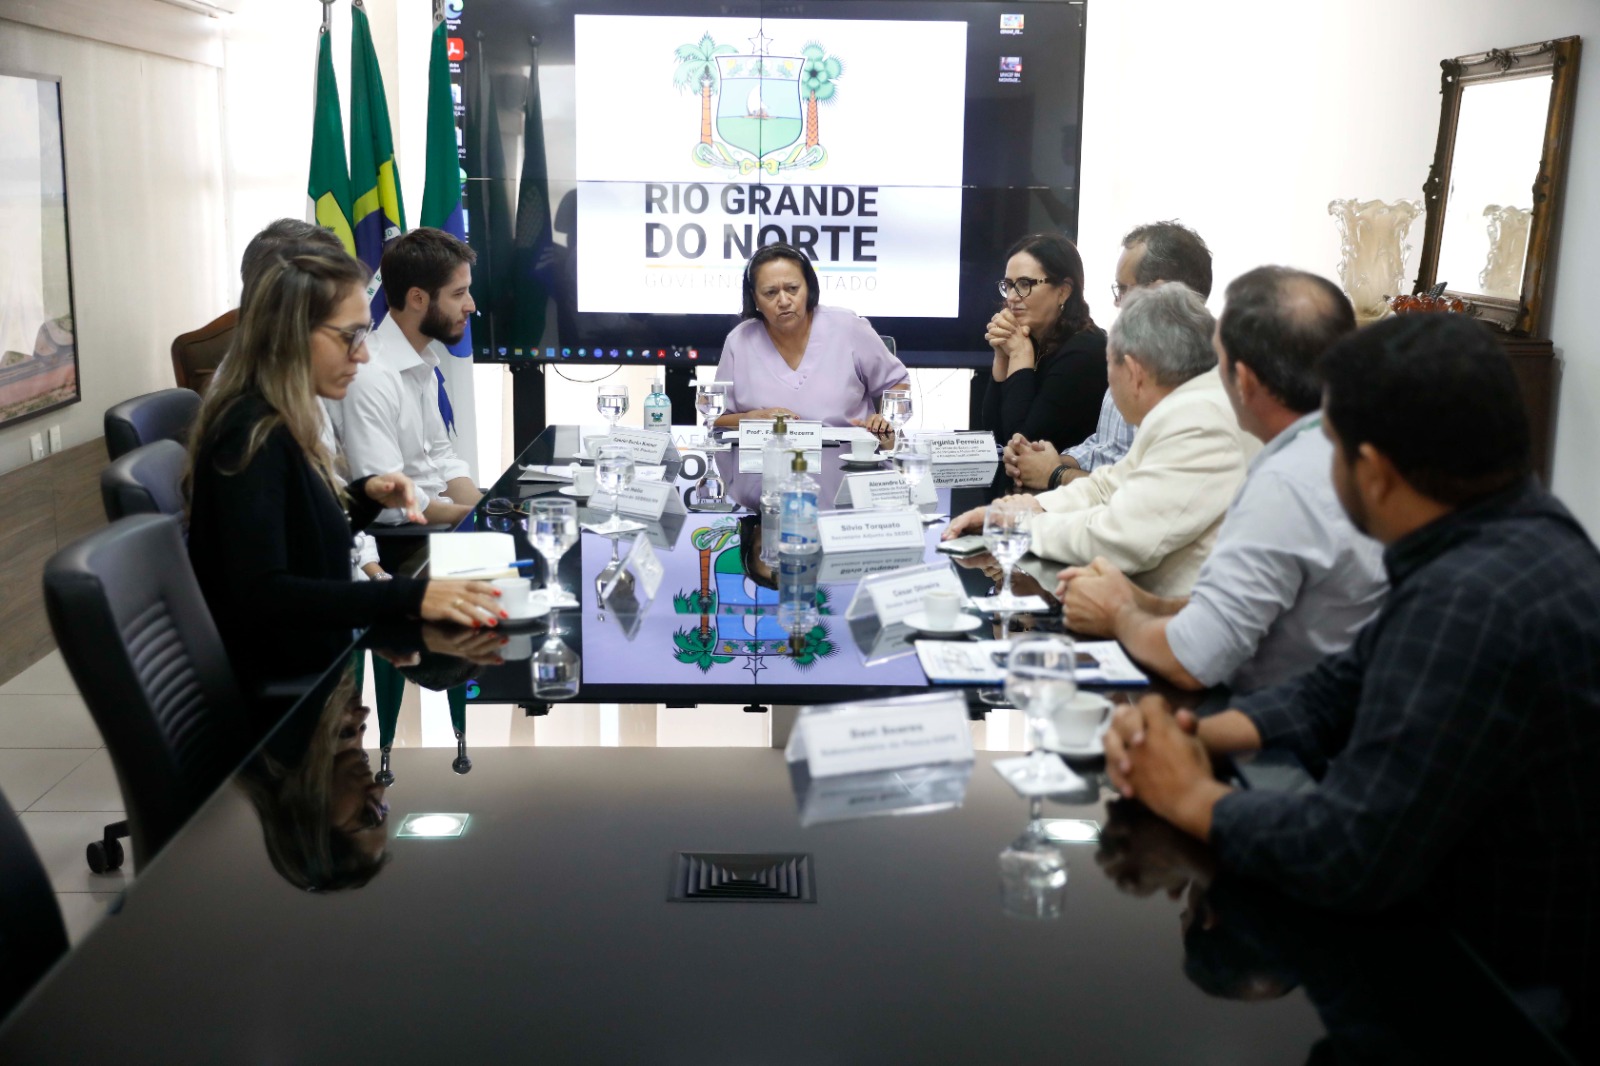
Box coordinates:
[592,444,636,535]
[1006,636,1078,784]
[880,391,913,455]
[893,437,931,509]
[530,499,579,608]
[597,383,629,430]
[983,499,1033,606]
[694,382,730,450]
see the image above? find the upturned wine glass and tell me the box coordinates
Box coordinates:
[983,499,1033,606]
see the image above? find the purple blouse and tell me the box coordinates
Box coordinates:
[714,304,909,426]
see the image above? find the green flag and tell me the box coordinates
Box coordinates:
[507,41,552,345]
[420,0,472,356]
[349,0,405,320]
[307,20,354,255]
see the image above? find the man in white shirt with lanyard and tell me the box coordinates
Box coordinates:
[337,227,481,528]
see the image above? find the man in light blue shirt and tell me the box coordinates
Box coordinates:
[1006,221,1213,489]
[1057,266,1386,693]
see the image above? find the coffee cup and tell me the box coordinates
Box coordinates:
[922,588,963,629]
[850,436,878,460]
[570,465,597,495]
[1050,691,1112,749]
[493,577,536,620]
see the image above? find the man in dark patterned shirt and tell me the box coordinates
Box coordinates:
[1101,313,1600,1050]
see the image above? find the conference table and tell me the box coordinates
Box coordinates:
[0,427,1576,1063]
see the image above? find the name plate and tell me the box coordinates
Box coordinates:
[819,546,926,583]
[591,479,686,520]
[863,566,965,626]
[921,432,997,464]
[817,510,925,553]
[603,427,671,465]
[792,694,975,778]
[834,471,938,509]
[737,419,823,472]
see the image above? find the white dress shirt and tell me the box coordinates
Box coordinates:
[333,315,472,524]
[1029,367,1260,597]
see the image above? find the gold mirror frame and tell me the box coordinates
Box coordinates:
[1414,36,1581,336]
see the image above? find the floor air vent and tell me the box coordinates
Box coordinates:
[668,852,816,903]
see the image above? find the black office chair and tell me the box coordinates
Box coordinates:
[100,439,188,521]
[103,388,201,461]
[42,514,249,873]
[0,786,69,1021]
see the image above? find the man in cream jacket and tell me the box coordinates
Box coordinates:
[946,282,1258,597]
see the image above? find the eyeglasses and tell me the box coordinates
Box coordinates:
[320,321,374,356]
[997,277,1050,299]
[1110,283,1131,304]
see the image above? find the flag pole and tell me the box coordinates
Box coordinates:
[319,0,332,33]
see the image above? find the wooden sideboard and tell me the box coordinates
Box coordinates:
[1502,336,1556,485]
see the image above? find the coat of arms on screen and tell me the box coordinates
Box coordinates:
[671,522,835,677]
[672,31,842,174]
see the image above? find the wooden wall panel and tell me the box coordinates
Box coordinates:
[0,439,106,682]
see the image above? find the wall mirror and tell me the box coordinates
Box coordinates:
[1414,36,1581,336]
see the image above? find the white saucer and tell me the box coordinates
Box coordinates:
[840,453,889,466]
[904,610,983,636]
[558,485,591,497]
[499,598,553,627]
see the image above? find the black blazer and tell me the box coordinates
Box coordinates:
[187,392,426,685]
[980,327,1108,448]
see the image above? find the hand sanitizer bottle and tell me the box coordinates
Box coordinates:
[759,414,791,565]
[644,370,671,429]
[778,451,821,637]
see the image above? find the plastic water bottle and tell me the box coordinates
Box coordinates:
[644,371,671,429]
[778,451,821,636]
[759,414,791,565]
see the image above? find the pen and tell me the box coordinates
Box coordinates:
[444,559,538,577]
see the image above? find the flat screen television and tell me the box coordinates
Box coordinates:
[450,0,1087,366]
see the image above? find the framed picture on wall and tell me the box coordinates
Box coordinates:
[0,71,79,429]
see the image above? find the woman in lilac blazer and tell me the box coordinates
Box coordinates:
[712,244,909,430]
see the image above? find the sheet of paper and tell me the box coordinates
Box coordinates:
[966,593,1051,614]
[822,426,878,444]
[428,531,519,579]
[517,464,575,483]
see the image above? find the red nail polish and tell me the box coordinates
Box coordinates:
[500,610,509,619]
[471,621,481,629]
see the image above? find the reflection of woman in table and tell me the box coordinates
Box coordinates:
[981,233,1106,449]
[713,243,908,430]
[238,668,390,891]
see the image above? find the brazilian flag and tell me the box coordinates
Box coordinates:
[307,20,354,256]
[420,0,472,358]
[349,0,406,323]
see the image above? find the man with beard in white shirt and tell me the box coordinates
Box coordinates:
[336,227,481,530]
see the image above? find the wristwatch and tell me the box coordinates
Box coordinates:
[1046,464,1070,490]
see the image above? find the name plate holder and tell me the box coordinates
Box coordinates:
[737,419,823,472]
[785,691,975,778]
[590,479,687,522]
[604,427,673,465]
[920,432,998,464]
[832,471,938,509]
[816,509,924,553]
[844,561,965,626]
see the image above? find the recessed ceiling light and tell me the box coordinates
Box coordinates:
[397,813,470,838]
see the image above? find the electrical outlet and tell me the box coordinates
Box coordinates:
[28,433,44,461]
[48,425,61,453]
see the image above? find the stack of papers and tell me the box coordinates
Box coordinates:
[428,532,519,580]
[914,639,1148,686]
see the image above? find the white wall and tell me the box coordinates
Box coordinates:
[0,16,229,476]
[1077,0,1600,533]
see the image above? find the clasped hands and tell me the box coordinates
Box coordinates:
[986,309,1034,365]
[1105,694,1233,841]
[1002,434,1065,490]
